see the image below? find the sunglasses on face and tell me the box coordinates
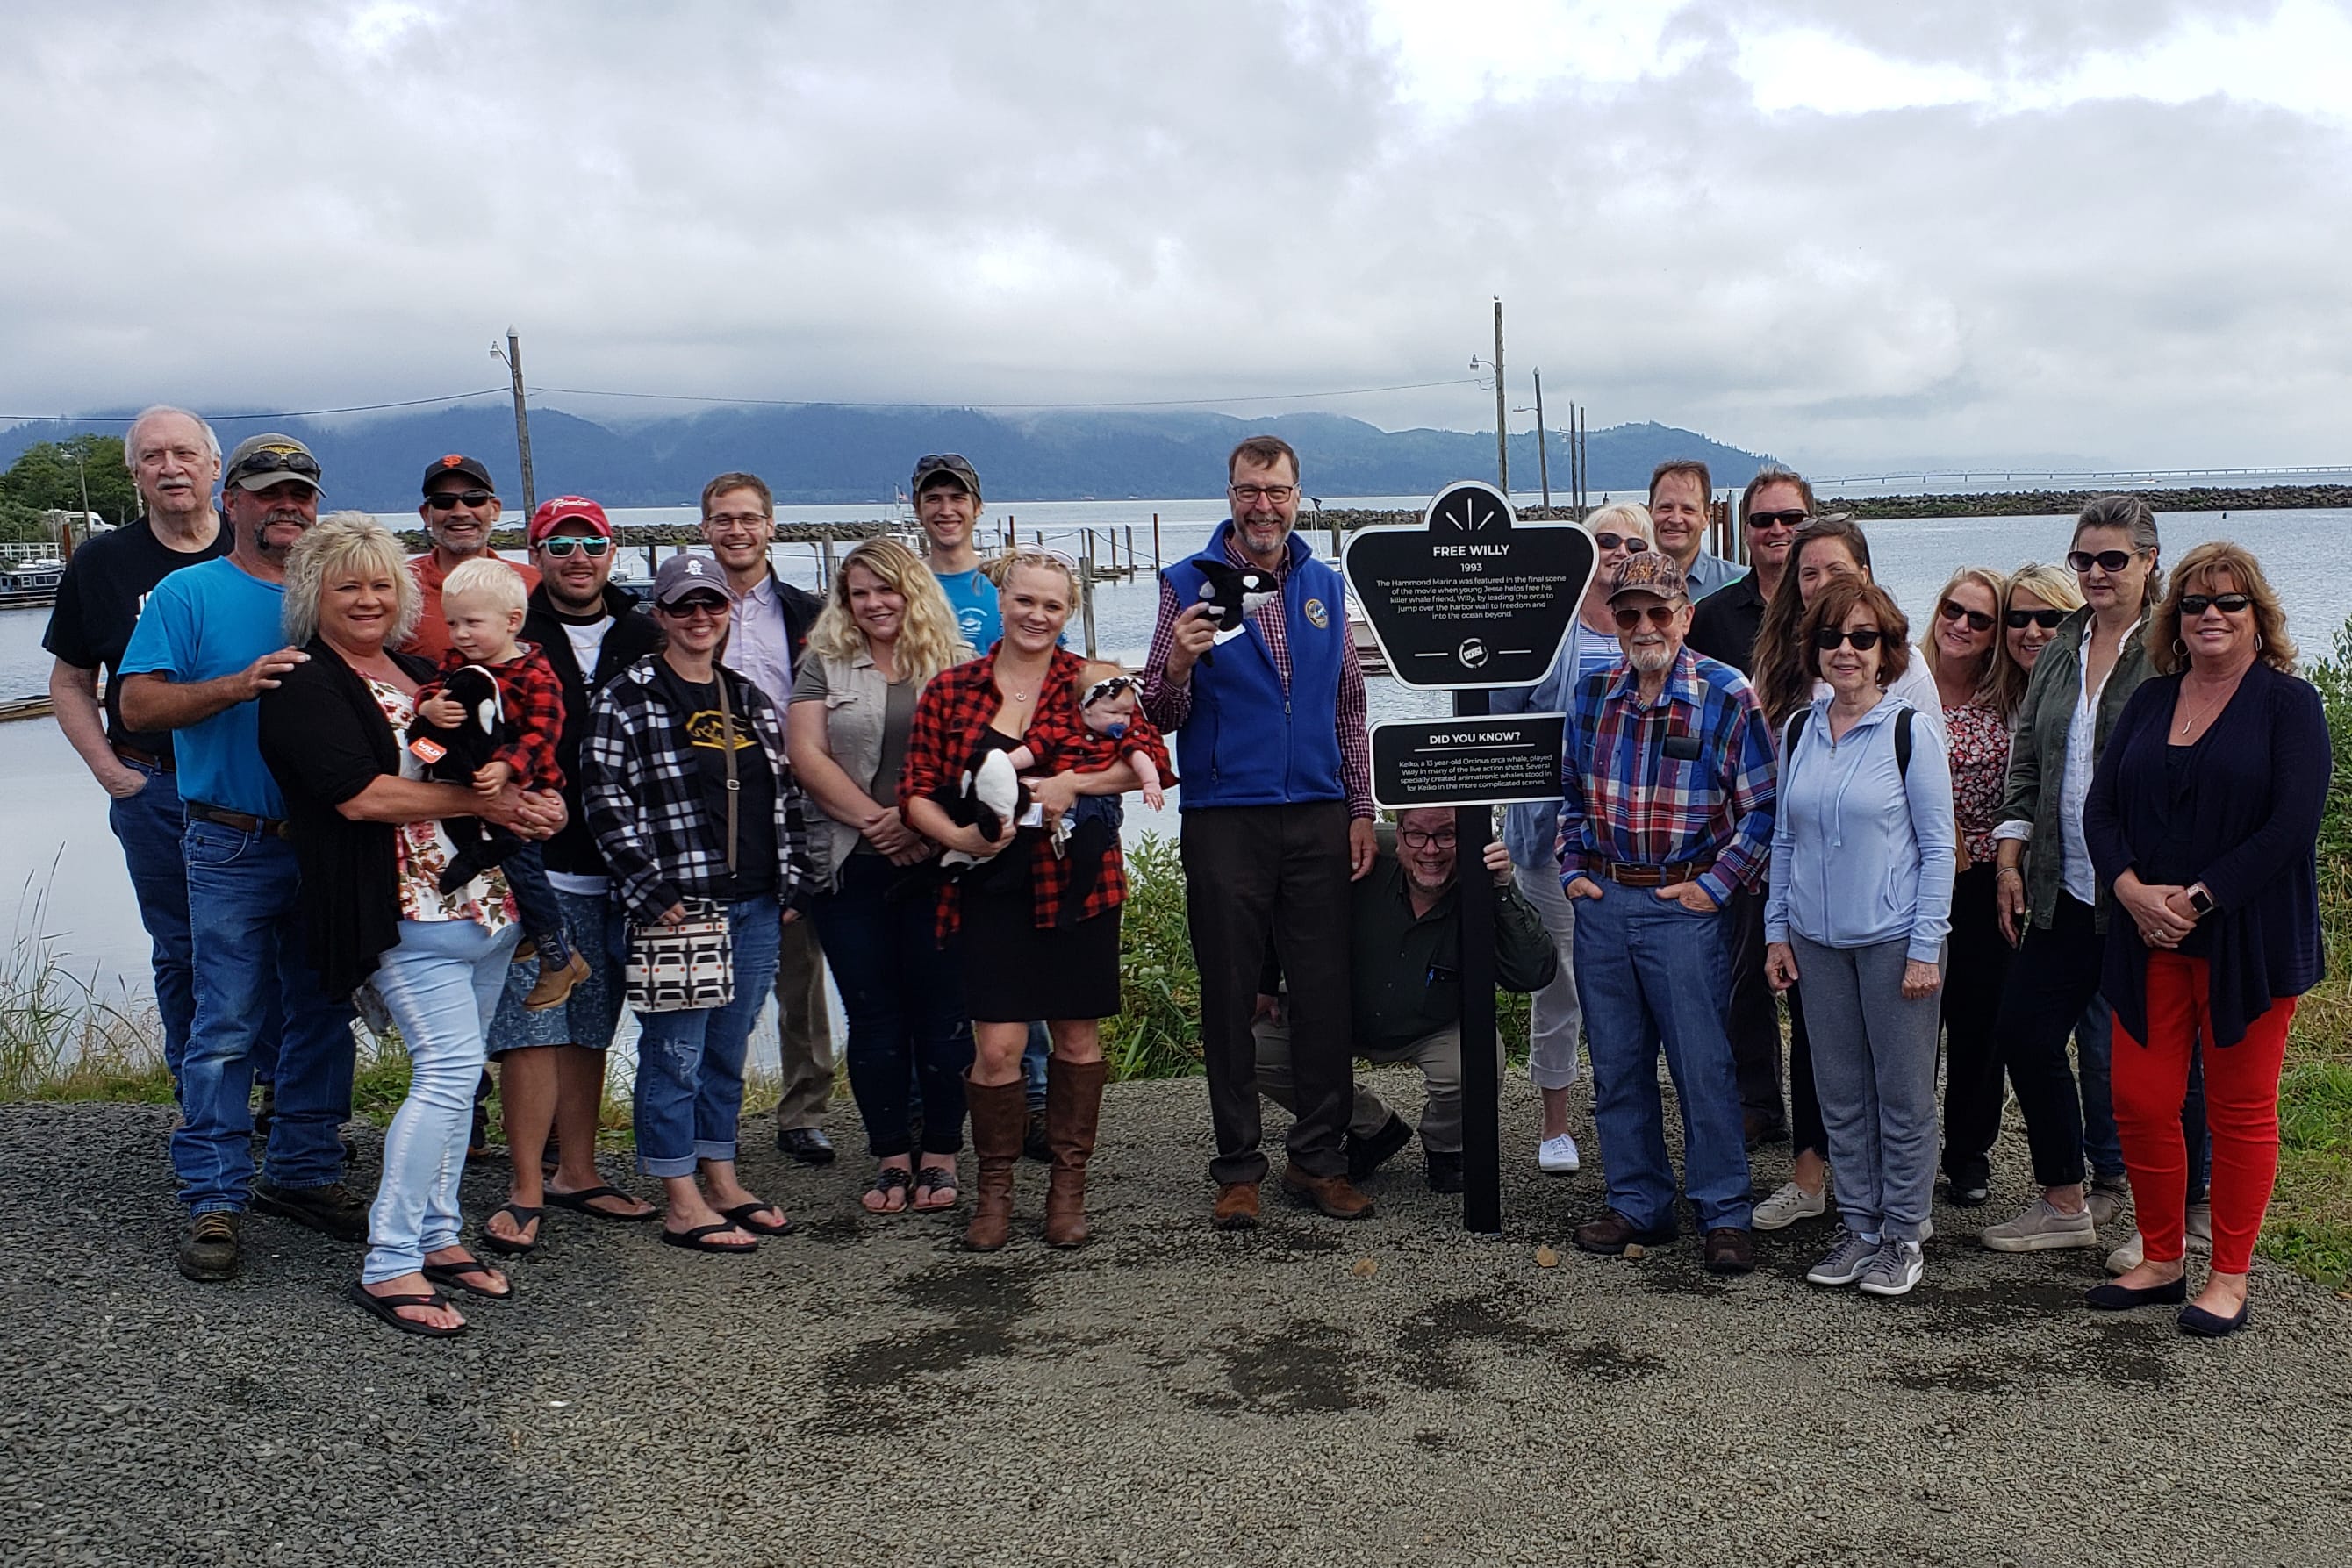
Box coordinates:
[1747,509,1809,531]
[229,448,321,481]
[2179,592,2252,617]
[426,490,495,512]
[661,596,730,619]
[1595,533,1648,553]
[538,535,613,558]
[1813,626,1886,651]
[1612,604,1679,630]
[1397,827,1457,849]
[2005,607,2068,630]
[2067,548,2140,575]
[1939,599,1995,632]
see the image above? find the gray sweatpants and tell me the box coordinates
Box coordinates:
[1791,934,1943,1243]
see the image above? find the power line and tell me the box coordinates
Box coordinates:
[524,376,1487,411]
[1,389,512,425]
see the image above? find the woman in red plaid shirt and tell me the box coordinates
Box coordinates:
[901,552,1142,1252]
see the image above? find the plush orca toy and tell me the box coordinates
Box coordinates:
[404,663,524,894]
[933,731,1029,873]
[1192,559,1280,667]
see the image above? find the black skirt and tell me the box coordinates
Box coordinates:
[958,833,1122,1023]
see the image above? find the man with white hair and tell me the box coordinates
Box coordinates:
[1556,550,1775,1276]
[44,406,231,1085]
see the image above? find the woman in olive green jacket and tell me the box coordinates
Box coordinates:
[1978,496,2162,1255]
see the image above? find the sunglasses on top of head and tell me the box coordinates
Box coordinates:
[1938,599,1995,632]
[537,535,612,558]
[2004,607,2068,630]
[2066,548,2140,575]
[232,449,321,481]
[1813,626,1886,651]
[425,489,495,512]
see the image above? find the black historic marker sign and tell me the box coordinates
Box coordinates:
[1342,479,1596,690]
[1371,713,1568,810]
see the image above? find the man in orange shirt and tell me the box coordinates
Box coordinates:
[406,454,540,661]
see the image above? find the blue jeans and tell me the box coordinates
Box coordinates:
[632,893,784,1178]
[362,917,520,1282]
[174,822,357,1214]
[503,844,572,970]
[1569,879,1753,1232]
[1022,1021,1051,1110]
[106,761,195,1080]
[814,856,974,1158]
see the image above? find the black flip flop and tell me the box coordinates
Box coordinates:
[718,1201,794,1236]
[545,1184,658,1222]
[912,1165,959,1212]
[422,1256,514,1301]
[346,1281,467,1338]
[662,1221,758,1254]
[479,1202,541,1256]
[863,1165,914,1215]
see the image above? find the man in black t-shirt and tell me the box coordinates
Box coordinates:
[42,405,232,1079]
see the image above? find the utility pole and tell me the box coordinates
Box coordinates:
[1492,297,1508,496]
[1531,369,1550,510]
[495,327,538,517]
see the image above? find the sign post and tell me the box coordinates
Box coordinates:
[1345,481,1595,1234]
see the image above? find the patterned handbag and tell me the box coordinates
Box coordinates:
[624,671,742,1012]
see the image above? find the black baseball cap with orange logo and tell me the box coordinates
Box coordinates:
[420,453,497,495]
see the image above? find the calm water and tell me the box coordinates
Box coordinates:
[5,504,2345,1030]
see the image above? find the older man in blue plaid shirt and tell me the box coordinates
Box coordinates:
[1559,550,1776,1274]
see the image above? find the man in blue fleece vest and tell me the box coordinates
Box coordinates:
[1141,435,1379,1228]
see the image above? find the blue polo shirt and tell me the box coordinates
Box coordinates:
[118,557,291,819]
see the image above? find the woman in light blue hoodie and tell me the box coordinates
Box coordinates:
[1765,576,1957,1297]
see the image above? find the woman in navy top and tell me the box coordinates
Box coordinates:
[2082,541,2327,1336]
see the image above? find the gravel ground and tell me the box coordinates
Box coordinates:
[3,1075,2348,1568]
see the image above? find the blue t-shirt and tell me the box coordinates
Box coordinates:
[933,567,1000,653]
[118,557,292,818]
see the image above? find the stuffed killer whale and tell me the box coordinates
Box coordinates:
[934,731,1029,873]
[404,663,527,894]
[1192,558,1280,666]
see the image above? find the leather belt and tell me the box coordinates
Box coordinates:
[112,741,173,772]
[1594,857,1711,889]
[188,801,292,840]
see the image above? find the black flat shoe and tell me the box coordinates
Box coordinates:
[2085,1277,2187,1310]
[2178,1299,2251,1337]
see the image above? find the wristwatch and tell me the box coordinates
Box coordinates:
[2187,884,2215,917]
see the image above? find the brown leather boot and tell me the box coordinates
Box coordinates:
[1041,1057,1108,1249]
[963,1075,1025,1252]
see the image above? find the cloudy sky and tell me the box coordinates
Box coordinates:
[4,0,2345,473]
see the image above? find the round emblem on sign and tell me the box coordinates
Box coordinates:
[1304,598,1329,629]
[1457,638,1489,668]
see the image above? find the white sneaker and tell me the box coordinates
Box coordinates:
[2105,1230,2146,1276]
[1753,1180,1826,1231]
[1537,1133,1581,1173]
[2186,1202,2214,1252]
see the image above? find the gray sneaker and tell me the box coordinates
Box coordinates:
[2086,1178,2131,1229]
[1805,1228,1878,1287]
[1981,1196,2098,1252]
[1858,1238,1925,1297]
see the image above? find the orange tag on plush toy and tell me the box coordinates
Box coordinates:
[409,737,448,764]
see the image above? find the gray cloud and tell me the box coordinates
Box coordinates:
[0,0,2342,473]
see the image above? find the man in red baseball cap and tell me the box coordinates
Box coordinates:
[406,454,540,661]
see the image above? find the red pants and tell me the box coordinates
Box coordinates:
[2111,952,2293,1275]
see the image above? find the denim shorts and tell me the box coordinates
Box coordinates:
[484,886,625,1056]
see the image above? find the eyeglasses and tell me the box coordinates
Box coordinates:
[704,511,770,531]
[1595,533,1648,554]
[659,596,731,619]
[2066,548,2140,575]
[1938,599,1995,632]
[1611,604,1680,630]
[537,536,613,558]
[425,489,495,512]
[1812,626,1886,651]
[1747,509,1810,531]
[228,448,321,481]
[1230,484,1297,504]
[1397,827,1457,849]
[2179,592,2252,617]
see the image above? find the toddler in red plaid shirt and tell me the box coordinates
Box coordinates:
[415,558,584,1008]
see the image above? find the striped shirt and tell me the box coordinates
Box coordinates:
[1558,647,1777,909]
